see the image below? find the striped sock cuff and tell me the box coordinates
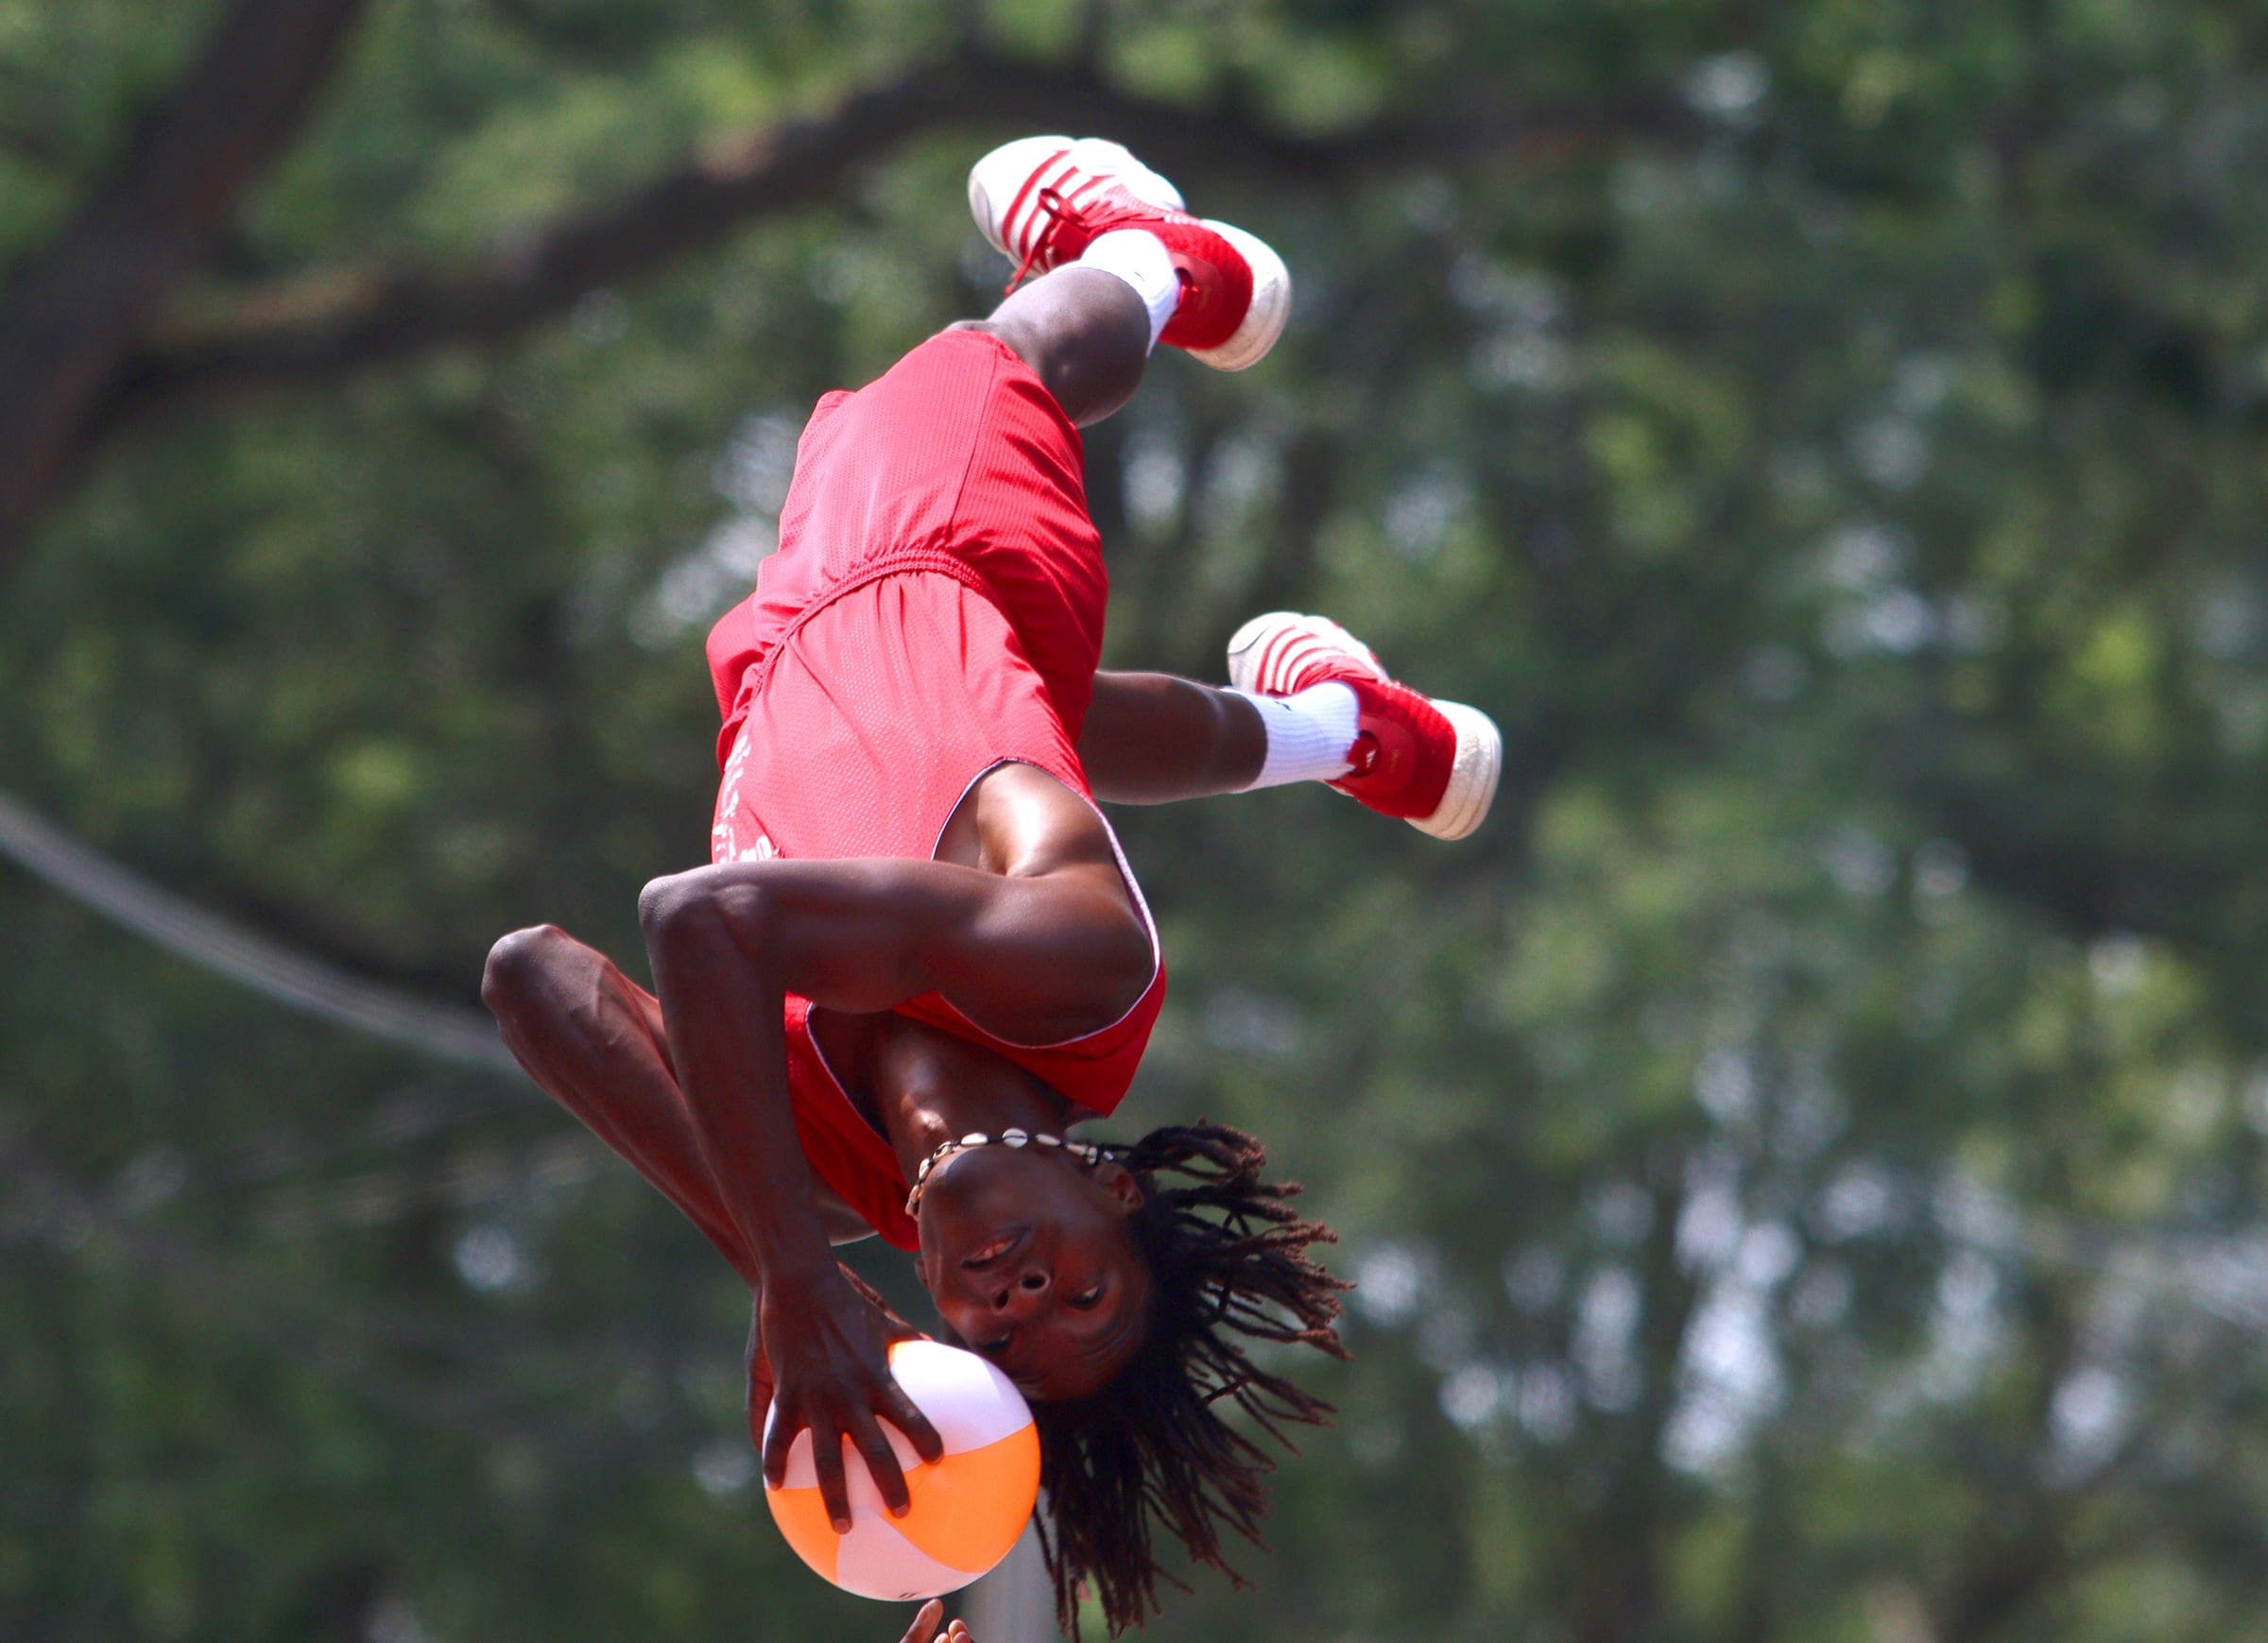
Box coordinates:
[1076,229,1180,351]
[1232,682,1358,790]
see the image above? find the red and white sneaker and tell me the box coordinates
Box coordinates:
[967,135,1292,372]
[1228,611,1503,841]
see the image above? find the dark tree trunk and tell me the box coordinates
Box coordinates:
[0,0,370,569]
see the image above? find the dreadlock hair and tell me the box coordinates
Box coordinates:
[1029,1120,1349,1637]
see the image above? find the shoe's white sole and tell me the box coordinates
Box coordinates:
[1185,218,1293,373]
[1412,698,1502,841]
[1225,610,1385,695]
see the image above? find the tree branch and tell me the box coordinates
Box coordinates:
[0,0,371,569]
[96,45,1686,433]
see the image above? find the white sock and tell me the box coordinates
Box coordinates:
[1076,230,1181,351]
[1232,683,1359,790]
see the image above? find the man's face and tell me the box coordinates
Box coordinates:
[915,1146,1152,1401]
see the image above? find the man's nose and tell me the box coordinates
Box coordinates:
[988,1267,1051,1316]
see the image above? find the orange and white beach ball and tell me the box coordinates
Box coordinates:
[764,1339,1041,1601]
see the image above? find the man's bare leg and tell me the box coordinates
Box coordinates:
[483,924,765,1285]
[1078,673,1267,803]
[958,265,1154,427]
[482,925,886,1264]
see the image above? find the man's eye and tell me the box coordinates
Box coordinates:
[1068,1287,1103,1310]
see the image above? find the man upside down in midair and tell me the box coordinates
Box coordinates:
[483,135,1501,1635]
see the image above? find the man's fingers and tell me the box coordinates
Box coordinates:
[896,1598,944,1643]
[745,1365,775,1449]
[850,1411,914,1516]
[888,1388,946,1464]
[810,1429,854,1532]
[946,1620,974,1642]
[760,1404,799,1489]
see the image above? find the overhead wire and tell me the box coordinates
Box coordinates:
[0,784,522,1074]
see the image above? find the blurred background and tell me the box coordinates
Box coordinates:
[8,2,2268,1640]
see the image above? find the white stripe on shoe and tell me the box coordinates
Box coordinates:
[1005,154,1076,259]
[970,136,1073,256]
[1226,611,1385,696]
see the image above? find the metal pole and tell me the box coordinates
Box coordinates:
[959,1515,1056,1643]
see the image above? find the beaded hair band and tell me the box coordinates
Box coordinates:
[904,1127,1107,1216]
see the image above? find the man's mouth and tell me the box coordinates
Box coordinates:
[960,1226,1028,1270]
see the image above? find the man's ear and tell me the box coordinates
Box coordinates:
[1093,1159,1143,1214]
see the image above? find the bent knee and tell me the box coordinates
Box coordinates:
[637,872,699,946]
[638,867,760,955]
[481,923,571,1015]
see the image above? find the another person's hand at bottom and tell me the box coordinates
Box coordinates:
[896,1599,974,1643]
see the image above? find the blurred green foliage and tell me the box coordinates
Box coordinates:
[8,2,2268,1641]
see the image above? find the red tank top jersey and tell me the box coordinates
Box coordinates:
[703,331,1164,1248]
[782,994,921,1250]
